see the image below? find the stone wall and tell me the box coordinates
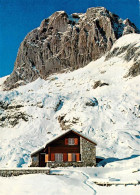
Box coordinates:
[47,161,84,168]
[31,154,39,167]
[80,137,96,166]
[0,168,50,177]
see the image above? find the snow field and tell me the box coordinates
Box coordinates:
[0,165,140,195]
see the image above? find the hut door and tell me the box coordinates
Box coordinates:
[39,153,46,167]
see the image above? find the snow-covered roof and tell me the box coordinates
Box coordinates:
[31,129,97,156]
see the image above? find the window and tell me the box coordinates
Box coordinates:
[68,153,80,162]
[65,138,78,145]
[32,156,38,162]
[55,153,63,162]
[68,153,76,162]
[68,138,75,145]
[72,153,76,161]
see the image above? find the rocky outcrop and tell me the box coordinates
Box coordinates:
[4,7,139,90]
[105,35,140,78]
[0,101,29,127]
[93,80,109,89]
[125,61,140,77]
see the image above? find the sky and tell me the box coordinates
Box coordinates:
[0,0,139,77]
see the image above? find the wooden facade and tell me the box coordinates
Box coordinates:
[31,130,97,167]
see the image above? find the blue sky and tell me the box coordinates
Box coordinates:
[0,0,139,77]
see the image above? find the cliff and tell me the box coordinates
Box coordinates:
[4,7,139,90]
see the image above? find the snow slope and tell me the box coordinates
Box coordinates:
[0,166,140,195]
[0,33,140,168]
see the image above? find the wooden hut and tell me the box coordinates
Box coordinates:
[31,129,97,167]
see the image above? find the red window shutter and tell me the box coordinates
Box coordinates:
[51,153,55,161]
[45,154,49,162]
[76,153,80,162]
[63,153,68,162]
[65,138,68,145]
[74,138,78,145]
[68,153,72,162]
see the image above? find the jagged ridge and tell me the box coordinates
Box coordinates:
[4,7,139,90]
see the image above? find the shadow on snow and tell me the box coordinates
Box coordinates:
[97,154,140,167]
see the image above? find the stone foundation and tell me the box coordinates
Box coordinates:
[46,161,84,168]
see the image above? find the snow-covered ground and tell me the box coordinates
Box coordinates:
[0,165,140,195]
[0,33,140,194]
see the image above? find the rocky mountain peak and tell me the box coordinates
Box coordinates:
[41,11,69,33]
[86,7,109,18]
[4,7,139,90]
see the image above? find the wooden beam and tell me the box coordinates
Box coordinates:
[48,147,51,161]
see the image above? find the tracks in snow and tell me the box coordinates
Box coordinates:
[80,171,97,195]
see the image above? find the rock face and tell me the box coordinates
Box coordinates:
[4,7,139,90]
[0,100,29,127]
